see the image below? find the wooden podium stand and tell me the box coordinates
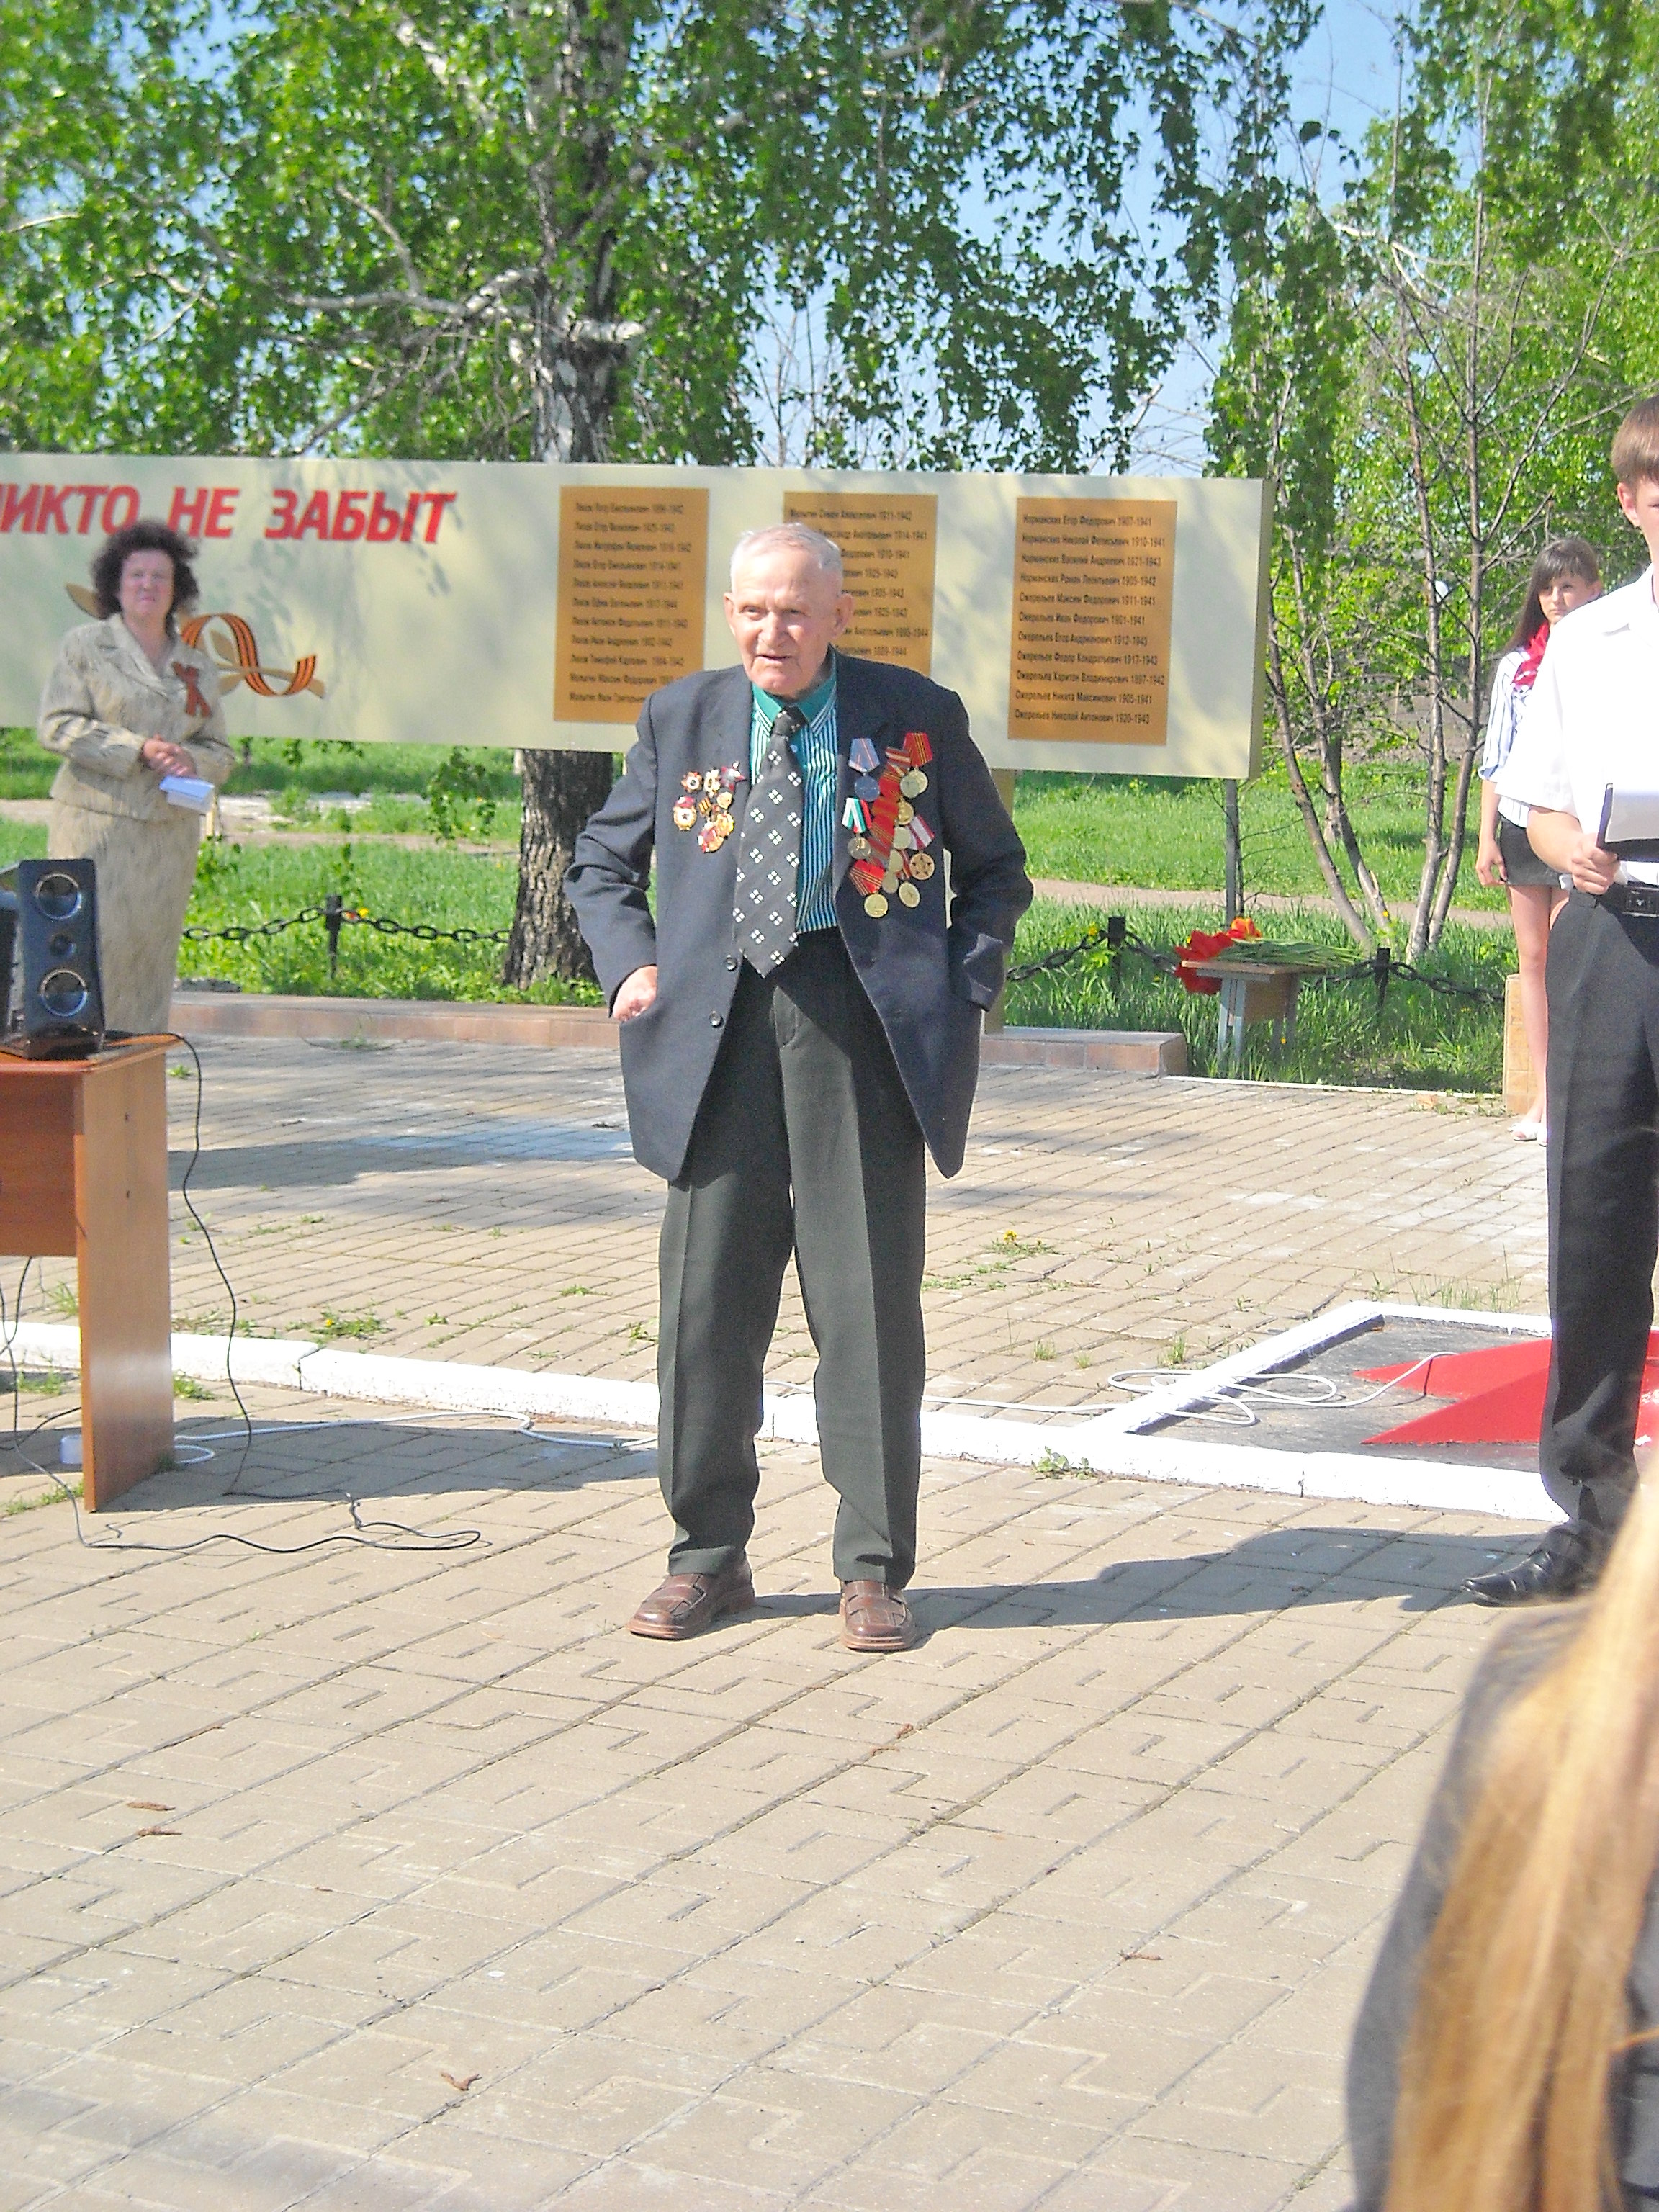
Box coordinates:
[0,1039,174,1508]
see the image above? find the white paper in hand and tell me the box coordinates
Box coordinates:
[159,774,214,814]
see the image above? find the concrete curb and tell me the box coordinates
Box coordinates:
[169,992,618,1050]
[7,1317,1558,1524]
[166,989,1186,1074]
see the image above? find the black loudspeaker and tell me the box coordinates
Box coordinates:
[0,859,104,1059]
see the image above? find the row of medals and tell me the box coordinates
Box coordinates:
[672,750,935,913]
[850,746,935,917]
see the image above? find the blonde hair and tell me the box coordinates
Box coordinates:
[1386,1473,1659,2209]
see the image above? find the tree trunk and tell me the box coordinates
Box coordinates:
[500,2,636,987]
[503,748,617,988]
[1267,626,1376,950]
[1426,742,1478,949]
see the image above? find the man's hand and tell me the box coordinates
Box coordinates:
[140,735,197,778]
[612,965,658,1022]
[1522,807,1612,892]
[1563,831,1623,895]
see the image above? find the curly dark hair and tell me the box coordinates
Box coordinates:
[89,520,200,631]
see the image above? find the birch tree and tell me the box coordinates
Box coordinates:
[4,0,1313,981]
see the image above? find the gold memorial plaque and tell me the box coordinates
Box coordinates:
[1008,498,1177,743]
[554,485,709,722]
[783,490,936,675]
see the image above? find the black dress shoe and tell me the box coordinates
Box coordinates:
[1465,1542,1598,1607]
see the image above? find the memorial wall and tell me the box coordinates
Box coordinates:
[0,457,1268,776]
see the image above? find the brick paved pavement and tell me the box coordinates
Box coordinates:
[83,1038,1549,1420]
[1,1044,1552,2205]
[1,1375,1532,2210]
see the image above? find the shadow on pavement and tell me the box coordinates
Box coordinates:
[913,1524,1522,1625]
[42,1419,661,1511]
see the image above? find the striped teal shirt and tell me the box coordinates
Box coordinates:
[750,660,839,932]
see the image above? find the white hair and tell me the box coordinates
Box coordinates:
[729,521,845,586]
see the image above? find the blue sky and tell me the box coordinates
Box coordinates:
[1126,0,1405,473]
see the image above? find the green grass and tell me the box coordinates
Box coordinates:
[0,818,47,865]
[1007,896,1506,1090]
[5,736,1511,1084]
[222,738,523,801]
[179,839,601,1003]
[1011,763,1506,913]
[0,728,525,807]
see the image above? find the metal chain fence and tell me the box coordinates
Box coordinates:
[184,892,508,976]
[186,895,1504,1009]
[1004,920,1505,1010]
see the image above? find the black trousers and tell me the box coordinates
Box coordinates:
[1542,891,1659,1545]
[655,930,927,1586]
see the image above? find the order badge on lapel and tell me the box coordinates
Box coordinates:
[675,765,743,852]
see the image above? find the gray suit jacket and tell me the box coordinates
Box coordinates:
[565,652,1033,1183]
[1346,1614,1659,2207]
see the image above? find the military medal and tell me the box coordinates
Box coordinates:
[848,728,937,916]
[675,763,744,850]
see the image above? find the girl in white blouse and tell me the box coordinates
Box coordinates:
[1477,538,1602,1140]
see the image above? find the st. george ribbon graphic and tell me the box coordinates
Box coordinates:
[177,611,325,699]
[64,584,325,700]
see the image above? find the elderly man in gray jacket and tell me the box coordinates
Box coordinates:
[567,521,1031,1653]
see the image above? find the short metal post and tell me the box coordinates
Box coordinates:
[1107,912,1126,992]
[1223,780,1242,922]
[324,892,343,982]
[1218,975,1248,1072]
[1375,945,1391,1015]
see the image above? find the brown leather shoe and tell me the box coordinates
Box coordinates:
[840,1579,918,1653]
[628,1559,755,1640]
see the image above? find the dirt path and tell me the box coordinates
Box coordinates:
[1033,874,1512,932]
[0,797,1511,930]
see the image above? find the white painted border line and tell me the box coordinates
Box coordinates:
[4,1311,1561,1524]
[1082,1298,1551,1439]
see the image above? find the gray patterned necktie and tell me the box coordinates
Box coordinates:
[734,703,806,974]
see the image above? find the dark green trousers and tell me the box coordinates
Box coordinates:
[656,930,927,1586]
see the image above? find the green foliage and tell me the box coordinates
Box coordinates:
[318,1310,384,1341]
[1210,0,1659,956]
[1,0,1315,470]
[1007,897,1506,1092]
[424,747,498,845]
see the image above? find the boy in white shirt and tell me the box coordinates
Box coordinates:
[1477,394,1659,1604]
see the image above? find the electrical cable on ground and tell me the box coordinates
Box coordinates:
[0,1040,482,1560]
